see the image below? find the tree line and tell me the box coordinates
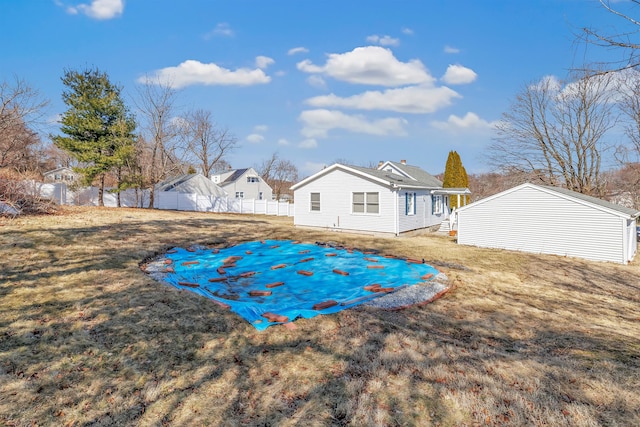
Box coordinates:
[0,68,298,210]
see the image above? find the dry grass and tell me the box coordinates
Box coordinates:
[0,207,638,426]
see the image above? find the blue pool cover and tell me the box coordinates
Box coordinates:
[160,240,439,330]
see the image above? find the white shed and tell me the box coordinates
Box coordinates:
[456,183,639,264]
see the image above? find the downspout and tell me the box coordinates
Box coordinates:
[393,185,399,236]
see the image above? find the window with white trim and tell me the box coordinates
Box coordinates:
[310,192,320,211]
[235,192,244,199]
[353,192,379,214]
[406,192,416,215]
[247,176,260,183]
[432,195,443,214]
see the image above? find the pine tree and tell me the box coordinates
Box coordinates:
[53,68,136,206]
[442,150,469,209]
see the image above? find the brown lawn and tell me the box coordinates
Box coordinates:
[0,206,638,426]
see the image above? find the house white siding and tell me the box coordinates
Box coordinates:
[397,191,444,232]
[214,168,273,201]
[294,169,396,233]
[457,184,637,264]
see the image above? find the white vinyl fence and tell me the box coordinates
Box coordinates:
[153,191,294,216]
[36,182,149,207]
[36,182,294,217]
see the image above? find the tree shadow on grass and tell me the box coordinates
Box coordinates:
[1,212,639,425]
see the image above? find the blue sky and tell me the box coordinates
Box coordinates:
[0,0,627,176]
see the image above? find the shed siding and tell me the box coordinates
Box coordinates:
[457,186,626,263]
[293,169,396,233]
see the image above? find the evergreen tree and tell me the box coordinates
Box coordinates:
[442,150,469,209]
[53,68,136,206]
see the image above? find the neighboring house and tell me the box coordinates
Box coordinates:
[290,160,470,235]
[210,167,273,200]
[455,183,639,264]
[156,173,227,196]
[43,167,78,184]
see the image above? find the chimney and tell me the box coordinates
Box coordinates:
[377,160,383,169]
[228,165,232,170]
[400,159,406,165]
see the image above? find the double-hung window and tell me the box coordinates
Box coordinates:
[432,195,443,214]
[235,191,244,199]
[353,192,379,214]
[310,192,320,211]
[406,192,416,215]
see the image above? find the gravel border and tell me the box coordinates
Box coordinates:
[362,272,450,310]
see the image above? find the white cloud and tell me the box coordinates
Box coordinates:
[246,133,264,143]
[299,138,318,149]
[297,46,433,87]
[254,125,268,132]
[431,112,497,132]
[299,109,407,139]
[444,45,460,54]
[255,56,274,69]
[277,138,290,146]
[204,22,234,38]
[441,64,477,85]
[306,75,327,89]
[305,85,461,114]
[366,35,400,47]
[67,0,123,19]
[140,60,271,88]
[532,74,562,92]
[288,47,309,55]
[401,27,414,35]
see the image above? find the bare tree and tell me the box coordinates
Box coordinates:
[257,152,299,200]
[0,78,49,172]
[182,109,237,178]
[611,71,640,208]
[489,71,618,195]
[581,0,640,73]
[134,80,184,208]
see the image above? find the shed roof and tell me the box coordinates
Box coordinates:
[457,183,639,218]
[539,185,639,217]
[156,174,227,197]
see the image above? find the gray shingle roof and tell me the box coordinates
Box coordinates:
[540,185,640,217]
[384,161,443,187]
[221,168,249,185]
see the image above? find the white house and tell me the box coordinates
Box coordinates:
[455,183,639,264]
[290,160,470,235]
[43,167,78,184]
[210,167,273,200]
